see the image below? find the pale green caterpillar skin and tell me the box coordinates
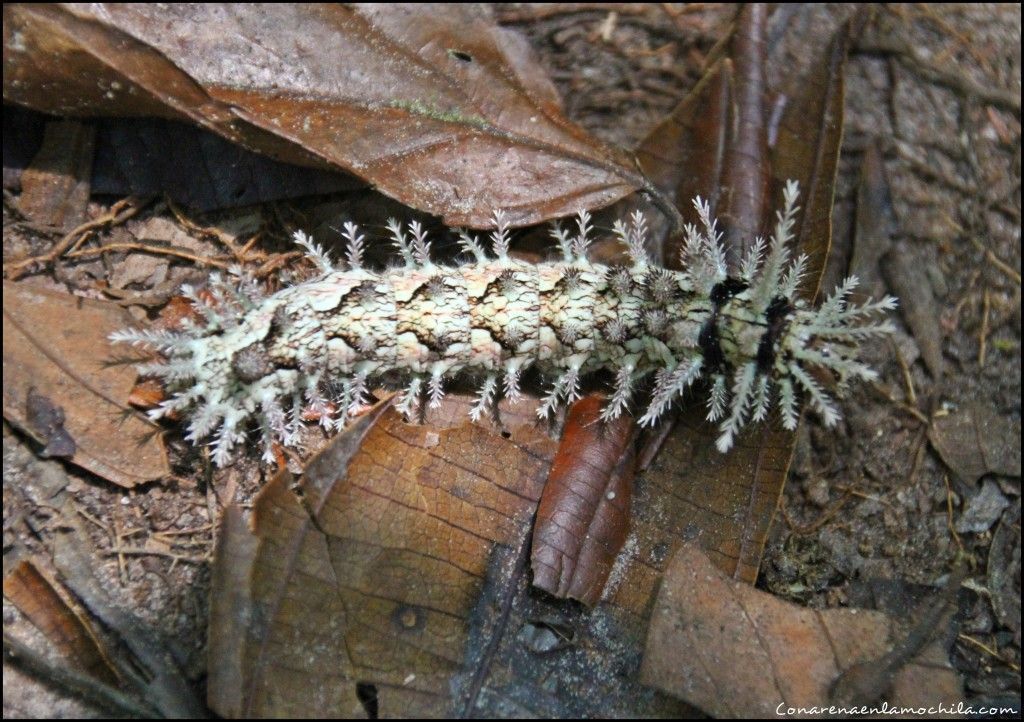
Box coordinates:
[113,182,896,466]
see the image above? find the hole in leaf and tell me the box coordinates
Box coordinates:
[390,604,425,632]
[355,682,379,719]
[447,48,473,63]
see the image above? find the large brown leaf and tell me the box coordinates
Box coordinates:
[3,4,647,227]
[210,398,701,717]
[209,402,556,717]
[2,282,169,487]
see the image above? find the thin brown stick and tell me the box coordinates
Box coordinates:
[782,488,853,535]
[4,197,153,279]
[64,242,231,269]
[104,547,208,565]
[978,289,990,367]
[970,237,1021,285]
[166,196,253,263]
[942,474,964,554]
[958,634,1021,673]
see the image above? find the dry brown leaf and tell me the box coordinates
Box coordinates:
[928,403,1022,483]
[3,559,118,686]
[530,395,636,607]
[208,402,558,717]
[850,141,897,299]
[2,281,169,487]
[882,242,946,379]
[3,4,647,227]
[640,544,963,717]
[15,119,94,231]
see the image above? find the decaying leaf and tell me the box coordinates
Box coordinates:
[640,544,963,716]
[208,401,558,717]
[850,141,896,299]
[3,559,118,687]
[2,282,169,487]
[3,3,648,227]
[988,503,1021,645]
[928,402,1022,483]
[15,119,94,230]
[531,395,636,607]
[882,241,946,379]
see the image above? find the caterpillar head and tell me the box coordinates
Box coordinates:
[110,285,308,466]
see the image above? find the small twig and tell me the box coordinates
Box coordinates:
[496,3,651,23]
[64,242,231,269]
[905,425,929,487]
[75,506,110,533]
[958,634,1021,673]
[253,250,303,278]
[970,237,1021,285]
[891,340,918,407]
[104,547,208,565]
[978,289,991,367]
[152,524,214,536]
[831,565,969,706]
[166,196,254,263]
[869,380,929,424]
[641,178,686,237]
[832,484,896,508]
[4,196,153,279]
[112,517,128,586]
[942,474,965,554]
[782,488,853,535]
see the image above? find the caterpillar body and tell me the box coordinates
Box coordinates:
[114,182,896,466]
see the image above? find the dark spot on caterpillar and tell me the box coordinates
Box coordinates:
[709,277,749,306]
[609,267,633,296]
[756,296,793,373]
[602,318,628,344]
[232,342,274,383]
[699,277,750,373]
[559,322,583,345]
[497,268,520,297]
[643,308,668,337]
[426,274,447,299]
[261,304,291,351]
[559,267,582,291]
[647,268,678,303]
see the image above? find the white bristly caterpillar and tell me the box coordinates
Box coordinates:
[113,182,896,466]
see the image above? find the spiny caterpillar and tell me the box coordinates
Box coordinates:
[113,182,896,466]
